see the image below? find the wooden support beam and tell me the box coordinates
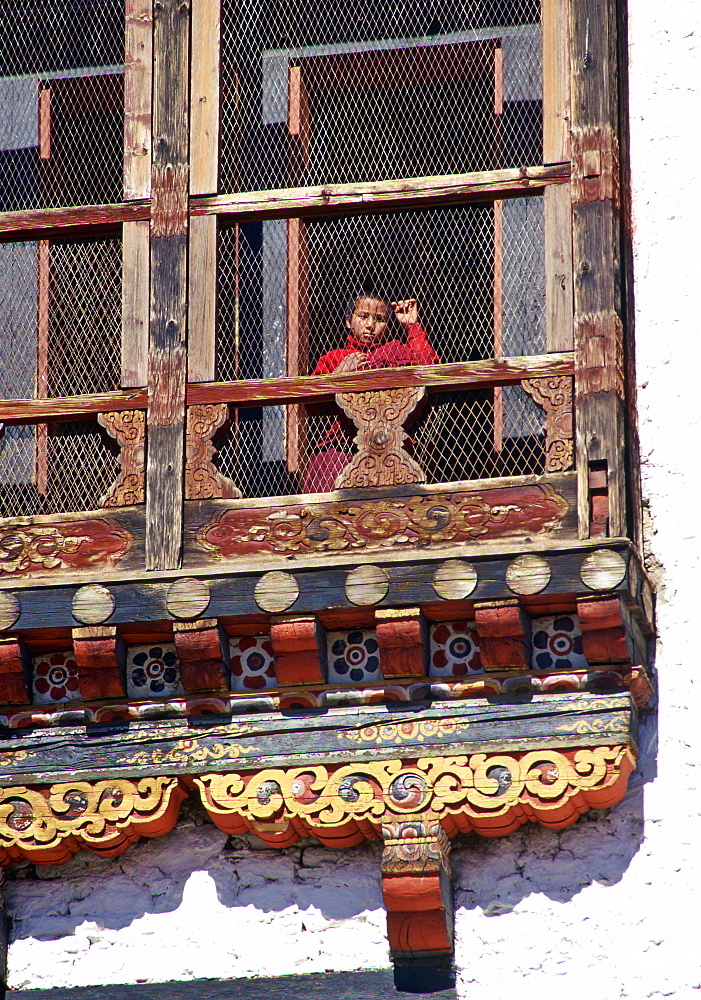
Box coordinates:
[0,354,575,423]
[375,608,428,679]
[0,203,149,237]
[191,163,571,220]
[270,615,326,686]
[173,619,230,692]
[0,637,30,705]
[570,0,626,539]
[190,0,220,196]
[124,0,152,200]
[187,215,218,382]
[72,626,126,700]
[146,0,191,570]
[382,815,453,968]
[474,599,531,670]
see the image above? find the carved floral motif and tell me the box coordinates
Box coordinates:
[0,519,133,577]
[521,376,574,472]
[98,410,146,507]
[198,484,570,559]
[335,387,426,488]
[186,404,241,500]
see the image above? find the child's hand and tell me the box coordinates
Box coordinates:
[333,352,367,373]
[391,299,419,327]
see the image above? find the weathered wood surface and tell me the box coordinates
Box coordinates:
[0,355,574,423]
[124,0,153,200]
[375,607,428,678]
[570,0,626,540]
[190,476,577,564]
[146,0,191,570]
[542,0,571,163]
[121,221,150,387]
[0,693,636,785]
[98,410,147,506]
[544,184,574,352]
[521,375,574,471]
[192,164,570,219]
[187,215,218,381]
[335,387,426,488]
[0,202,149,237]
[0,540,640,633]
[185,404,241,500]
[474,599,531,669]
[189,0,220,196]
[270,615,327,685]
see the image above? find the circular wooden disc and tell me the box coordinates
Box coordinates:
[72,584,115,625]
[580,549,627,591]
[166,578,211,620]
[506,554,551,595]
[254,571,299,613]
[432,559,477,600]
[0,592,20,631]
[345,564,389,606]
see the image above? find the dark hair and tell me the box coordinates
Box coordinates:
[345,290,391,321]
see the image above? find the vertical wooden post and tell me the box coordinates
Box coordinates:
[543,0,574,354]
[190,0,220,197]
[492,45,504,453]
[286,217,309,474]
[570,0,626,538]
[146,0,191,570]
[188,215,218,382]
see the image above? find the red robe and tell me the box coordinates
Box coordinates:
[303,324,439,494]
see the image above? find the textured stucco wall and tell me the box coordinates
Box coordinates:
[4,0,700,994]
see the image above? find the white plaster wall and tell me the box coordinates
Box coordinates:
[5,0,701,994]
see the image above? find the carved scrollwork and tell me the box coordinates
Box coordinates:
[335,387,426,488]
[185,404,241,500]
[521,376,574,472]
[98,410,145,507]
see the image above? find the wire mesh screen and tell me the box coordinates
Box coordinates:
[0,420,120,518]
[213,389,544,499]
[0,237,122,400]
[0,1,125,211]
[217,197,544,380]
[220,0,542,193]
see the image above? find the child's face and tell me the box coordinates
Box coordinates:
[346,296,389,348]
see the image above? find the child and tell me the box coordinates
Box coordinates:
[303,294,439,493]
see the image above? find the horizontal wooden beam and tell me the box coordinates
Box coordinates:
[0,354,573,422]
[0,202,150,238]
[191,164,571,220]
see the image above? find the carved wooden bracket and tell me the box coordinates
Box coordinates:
[173,618,230,692]
[185,403,241,500]
[334,387,426,488]
[521,375,574,471]
[98,410,146,507]
[72,625,126,700]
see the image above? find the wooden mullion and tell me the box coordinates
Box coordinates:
[187,214,218,382]
[122,220,150,387]
[35,240,50,495]
[190,0,220,196]
[570,0,626,539]
[146,0,191,571]
[124,0,153,201]
[190,164,571,220]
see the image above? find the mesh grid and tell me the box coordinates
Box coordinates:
[0,237,122,400]
[214,390,544,499]
[0,1,125,211]
[0,420,120,518]
[221,0,542,193]
[217,197,544,380]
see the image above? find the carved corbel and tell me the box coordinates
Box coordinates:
[334,387,426,488]
[173,618,230,692]
[270,615,326,685]
[576,595,646,666]
[72,626,126,700]
[0,636,30,705]
[98,410,145,506]
[375,607,428,678]
[521,376,574,472]
[185,404,241,500]
[474,599,531,670]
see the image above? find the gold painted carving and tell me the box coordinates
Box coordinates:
[98,410,146,507]
[521,376,574,471]
[185,404,241,500]
[0,777,187,866]
[198,484,570,559]
[195,746,635,844]
[335,387,426,488]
